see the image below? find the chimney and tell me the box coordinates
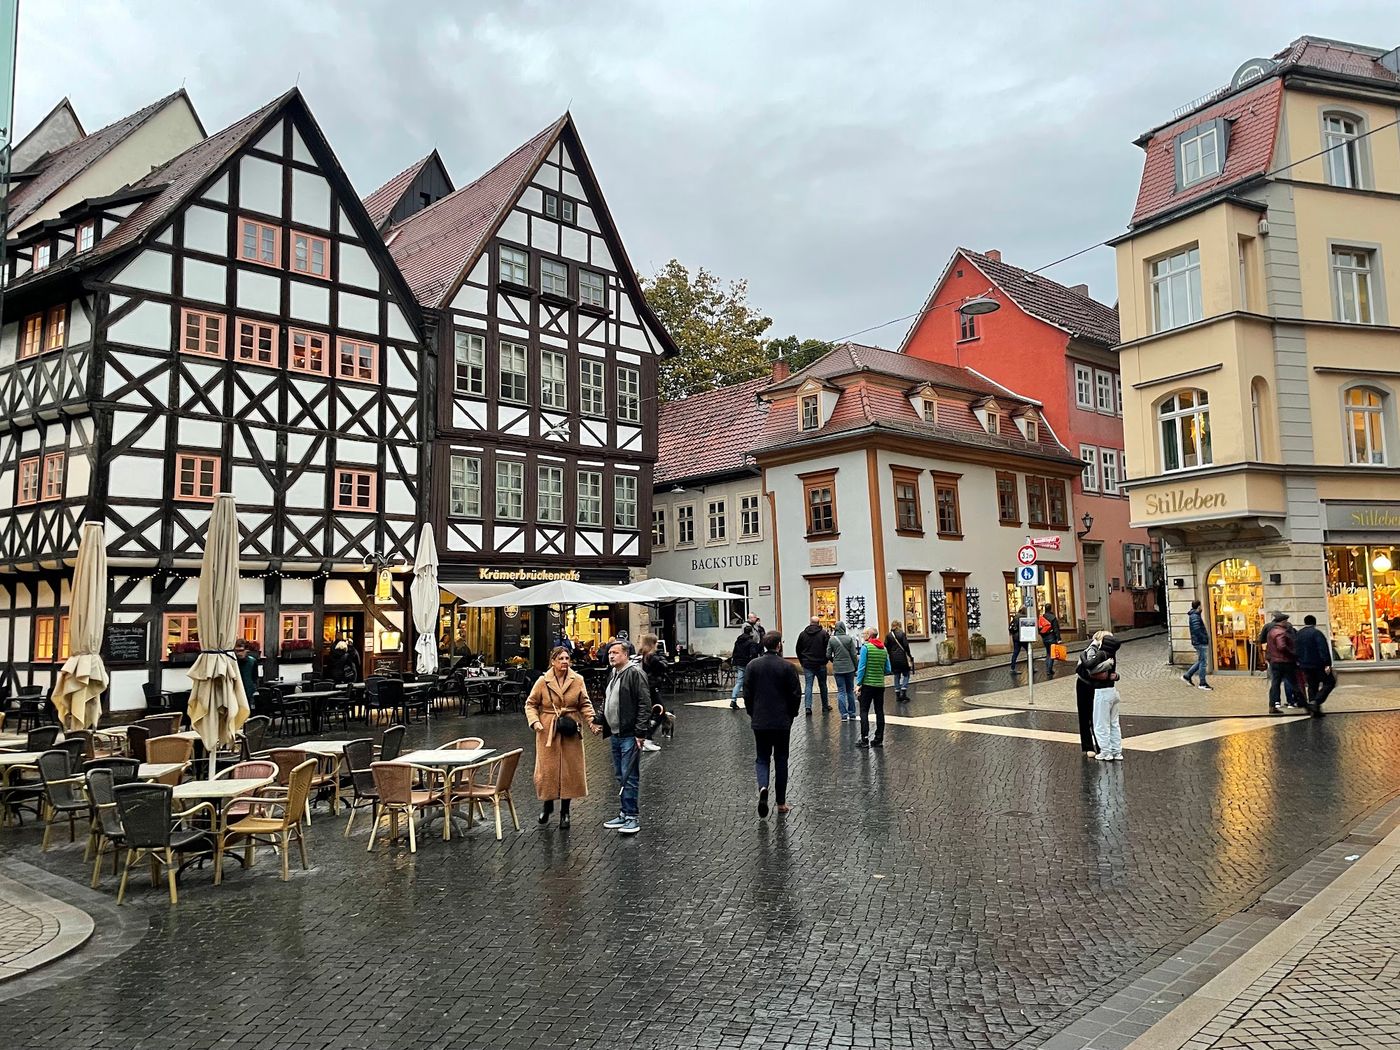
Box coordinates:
[985,249,1001,262]
[771,358,790,382]
[1069,283,1089,297]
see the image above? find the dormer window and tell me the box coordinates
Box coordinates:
[33,242,51,271]
[987,411,1000,435]
[1025,417,1038,442]
[922,398,937,424]
[1174,119,1230,192]
[801,394,820,430]
[543,193,576,224]
[76,221,95,253]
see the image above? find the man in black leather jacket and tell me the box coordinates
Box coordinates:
[597,640,652,835]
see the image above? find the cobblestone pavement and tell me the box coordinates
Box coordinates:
[2,666,1400,1049]
[0,868,93,980]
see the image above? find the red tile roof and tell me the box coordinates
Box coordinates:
[1130,78,1283,226]
[5,89,198,232]
[362,151,438,229]
[655,376,769,484]
[765,341,1010,399]
[384,117,566,308]
[1276,36,1400,84]
[957,249,1119,347]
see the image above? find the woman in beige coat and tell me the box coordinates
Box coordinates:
[525,646,600,828]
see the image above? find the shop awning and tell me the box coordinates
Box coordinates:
[613,578,744,602]
[440,582,518,604]
[464,579,639,608]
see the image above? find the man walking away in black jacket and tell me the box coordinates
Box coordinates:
[1295,615,1334,717]
[744,631,802,818]
[795,617,831,716]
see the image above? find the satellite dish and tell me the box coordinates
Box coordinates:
[1230,58,1277,89]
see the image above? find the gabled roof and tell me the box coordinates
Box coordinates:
[1275,35,1400,84]
[10,97,86,172]
[656,376,769,485]
[5,88,203,232]
[362,150,452,229]
[385,118,566,307]
[765,341,1015,400]
[899,248,1120,351]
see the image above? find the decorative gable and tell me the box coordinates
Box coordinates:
[907,382,942,424]
[796,378,838,431]
[971,397,1003,435]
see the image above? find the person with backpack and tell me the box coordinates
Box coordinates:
[1182,598,1212,690]
[884,621,914,703]
[729,614,762,710]
[1261,611,1301,714]
[1037,604,1061,678]
[1081,632,1123,761]
[855,627,889,749]
[827,622,860,721]
[1294,614,1334,717]
[794,616,831,716]
[1008,604,1027,674]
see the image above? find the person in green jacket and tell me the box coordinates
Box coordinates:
[855,627,889,748]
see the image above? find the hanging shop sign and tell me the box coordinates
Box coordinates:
[375,568,394,604]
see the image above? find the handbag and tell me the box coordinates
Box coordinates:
[1050,643,1068,662]
[554,707,580,738]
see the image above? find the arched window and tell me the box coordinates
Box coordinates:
[1159,389,1212,472]
[1344,387,1387,465]
[1322,111,1367,189]
[1250,376,1272,459]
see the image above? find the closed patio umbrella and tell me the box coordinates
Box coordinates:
[52,521,109,730]
[411,527,440,675]
[187,494,249,778]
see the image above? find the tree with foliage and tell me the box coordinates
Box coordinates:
[642,260,774,401]
[765,335,833,374]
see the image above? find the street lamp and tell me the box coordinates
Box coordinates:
[1076,512,1094,539]
[958,294,1001,316]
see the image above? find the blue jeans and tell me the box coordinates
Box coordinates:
[803,667,828,711]
[893,670,911,694]
[1185,643,1209,685]
[731,665,746,701]
[1009,639,1024,668]
[609,736,640,817]
[834,672,856,717]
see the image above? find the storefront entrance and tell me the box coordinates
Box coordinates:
[1206,558,1265,672]
[1002,564,1078,640]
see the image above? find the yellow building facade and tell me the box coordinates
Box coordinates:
[1113,38,1400,681]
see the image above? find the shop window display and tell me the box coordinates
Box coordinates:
[1326,546,1399,662]
[1206,559,1265,671]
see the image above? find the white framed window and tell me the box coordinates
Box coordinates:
[541,258,568,297]
[617,367,640,422]
[1079,445,1099,492]
[922,398,937,423]
[540,351,567,409]
[1074,364,1093,408]
[1114,373,1123,415]
[959,312,977,340]
[739,493,762,539]
[615,474,638,529]
[707,498,727,543]
[33,241,52,271]
[1095,370,1115,413]
[454,332,485,395]
[538,465,564,522]
[499,246,529,285]
[1024,418,1038,442]
[1124,544,1149,589]
[580,270,605,308]
[652,507,667,549]
[801,394,819,430]
[676,504,696,547]
[1159,389,1212,472]
[449,455,481,517]
[1345,387,1387,465]
[76,221,95,253]
[494,460,524,521]
[499,340,528,403]
[1100,449,1121,494]
[1332,247,1374,324]
[581,360,606,416]
[1151,247,1202,332]
[1323,113,1364,189]
[577,471,603,526]
[1179,125,1220,185]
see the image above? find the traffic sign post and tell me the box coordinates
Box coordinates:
[1013,562,1040,703]
[1017,544,1037,566]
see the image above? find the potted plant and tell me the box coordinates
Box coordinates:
[969,632,986,659]
[279,638,315,662]
[165,640,201,667]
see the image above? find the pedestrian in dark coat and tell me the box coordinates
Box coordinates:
[885,622,914,703]
[795,617,831,716]
[1037,605,1061,678]
[743,631,802,817]
[1008,605,1027,673]
[1294,615,1334,717]
[1262,611,1301,713]
[1073,633,1106,755]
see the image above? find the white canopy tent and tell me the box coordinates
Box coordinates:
[613,578,742,603]
[464,579,639,608]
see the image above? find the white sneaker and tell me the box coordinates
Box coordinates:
[1096,753,1113,761]
[642,740,661,752]
[603,814,628,830]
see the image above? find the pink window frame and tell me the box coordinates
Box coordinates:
[238,217,282,269]
[334,468,377,513]
[20,314,42,358]
[163,612,200,650]
[76,220,95,253]
[335,338,378,383]
[40,453,65,501]
[235,318,278,366]
[174,453,220,503]
[180,308,225,358]
[238,612,264,644]
[291,230,331,280]
[16,457,40,504]
[288,328,331,375]
[44,306,66,351]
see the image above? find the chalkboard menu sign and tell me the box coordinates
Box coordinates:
[102,623,149,666]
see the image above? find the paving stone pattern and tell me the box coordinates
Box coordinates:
[0,884,55,971]
[3,673,1400,1049]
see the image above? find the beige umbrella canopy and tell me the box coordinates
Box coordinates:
[187,494,249,774]
[410,527,441,676]
[52,522,109,730]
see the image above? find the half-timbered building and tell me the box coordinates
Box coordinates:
[0,88,425,711]
[376,115,677,662]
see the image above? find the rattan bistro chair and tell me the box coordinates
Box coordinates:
[112,783,215,905]
[458,748,524,841]
[222,759,316,883]
[367,761,443,854]
[83,757,141,786]
[85,769,126,887]
[37,749,91,851]
[146,735,195,785]
[340,739,378,837]
[26,724,62,751]
[376,724,406,762]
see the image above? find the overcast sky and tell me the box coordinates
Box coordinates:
[14,2,1399,345]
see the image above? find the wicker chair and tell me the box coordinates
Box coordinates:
[64,730,97,763]
[112,783,215,905]
[85,768,126,886]
[367,761,443,854]
[83,757,141,785]
[457,748,524,841]
[221,758,315,882]
[377,724,406,762]
[444,737,485,751]
[26,724,62,751]
[236,715,272,761]
[341,738,378,837]
[146,735,194,785]
[126,725,150,763]
[377,679,406,724]
[37,749,91,851]
[215,760,278,818]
